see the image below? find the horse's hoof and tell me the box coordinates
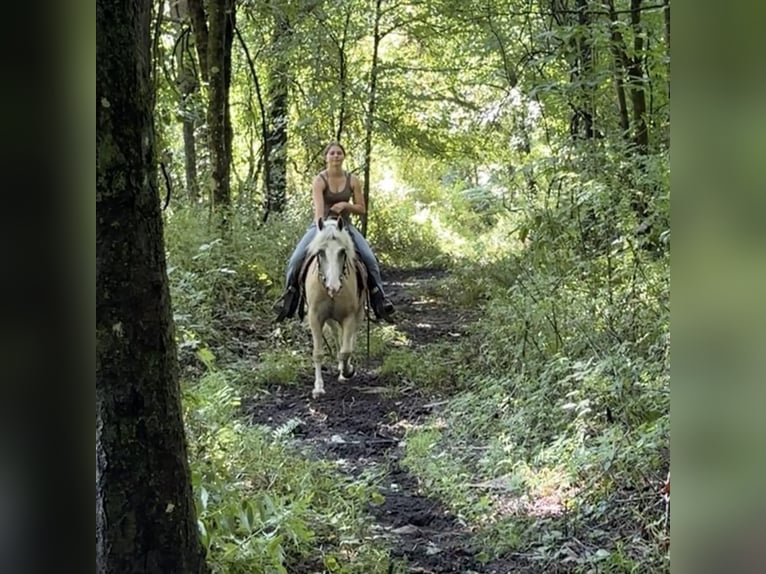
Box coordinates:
[340,367,355,380]
[312,388,325,399]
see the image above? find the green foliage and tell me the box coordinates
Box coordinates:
[163,205,308,353]
[365,199,448,269]
[183,370,394,574]
[396,154,669,569]
[363,324,410,359]
[249,349,308,387]
[378,343,466,391]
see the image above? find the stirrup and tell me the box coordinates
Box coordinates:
[274,286,297,322]
[369,288,395,323]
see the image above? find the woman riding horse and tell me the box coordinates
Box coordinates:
[273,141,395,322]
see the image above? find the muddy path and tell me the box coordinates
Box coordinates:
[244,267,520,573]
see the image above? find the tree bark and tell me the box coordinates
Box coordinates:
[96,0,208,570]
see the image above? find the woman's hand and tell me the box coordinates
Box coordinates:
[329,202,347,214]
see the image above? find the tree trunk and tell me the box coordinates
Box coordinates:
[206,0,235,208]
[263,7,291,217]
[562,0,596,141]
[663,0,670,55]
[628,0,648,155]
[607,0,631,140]
[96,0,208,571]
[361,0,384,238]
[234,24,269,208]
[170,0,201,203]
[182,113,199,202]
[335,10,352,141]
[577,0,595,139]
[188,0,208,84]
[188,0,234,209]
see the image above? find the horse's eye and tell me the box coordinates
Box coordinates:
[317,248,325,258]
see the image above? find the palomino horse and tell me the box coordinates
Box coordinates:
[303,216,366,398]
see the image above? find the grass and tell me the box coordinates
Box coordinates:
[183,370,398,574]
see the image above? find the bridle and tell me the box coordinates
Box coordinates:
[315,242,351,296]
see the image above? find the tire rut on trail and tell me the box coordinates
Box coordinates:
[245,267,518,574]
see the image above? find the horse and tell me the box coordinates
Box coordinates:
[303,216,366,398]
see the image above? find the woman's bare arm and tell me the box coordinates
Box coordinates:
[312,175,326,222]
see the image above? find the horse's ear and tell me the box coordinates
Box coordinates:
[337,217,345,231]
[317,217,324,230]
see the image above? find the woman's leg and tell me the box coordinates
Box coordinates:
[347,224,395,319]
[274,224,317,321]
[285,224,318,286]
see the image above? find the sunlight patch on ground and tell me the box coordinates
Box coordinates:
[487,490,569,520]
[386,416,447,436]
[470,465,577,523]
[372,324,412,348]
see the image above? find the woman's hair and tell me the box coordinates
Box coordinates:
[323,141,346,157]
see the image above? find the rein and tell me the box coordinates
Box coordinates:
[365,293,371,367]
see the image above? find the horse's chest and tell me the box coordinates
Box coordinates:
[314,294,358,322]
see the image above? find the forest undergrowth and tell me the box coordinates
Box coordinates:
[164,151,670,573]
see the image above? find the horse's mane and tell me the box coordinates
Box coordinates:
[307,219,356,260]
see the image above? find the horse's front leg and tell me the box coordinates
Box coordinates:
[309,315,325,398]
[337,316,358,381]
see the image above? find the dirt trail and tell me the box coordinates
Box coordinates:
[245,267,519,573]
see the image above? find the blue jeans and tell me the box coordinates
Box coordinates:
[285,222,386,295]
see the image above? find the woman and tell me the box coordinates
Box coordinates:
[273,141,395,323]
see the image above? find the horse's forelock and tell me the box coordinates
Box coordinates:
[308,220,355,259]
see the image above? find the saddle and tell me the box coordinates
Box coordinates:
[295,254,369,321]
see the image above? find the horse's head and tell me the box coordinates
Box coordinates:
[308,216,356,298]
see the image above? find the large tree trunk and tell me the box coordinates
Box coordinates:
[96,0,208,570]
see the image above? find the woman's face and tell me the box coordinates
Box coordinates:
[325,145,345,165]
